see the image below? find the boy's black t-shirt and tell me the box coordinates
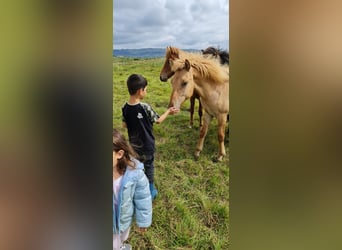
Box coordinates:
[122,102,160,155]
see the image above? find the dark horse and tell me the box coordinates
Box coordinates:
[202,46,229,65]
[160,46,229,128]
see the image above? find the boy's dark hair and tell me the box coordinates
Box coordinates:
[126,74,148,95]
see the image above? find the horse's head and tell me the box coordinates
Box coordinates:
[160,46,181,82]
[168,59,195,109]
[160,58,175,82]
[202,47,219,57]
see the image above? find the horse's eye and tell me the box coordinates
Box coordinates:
[181,82,188,87]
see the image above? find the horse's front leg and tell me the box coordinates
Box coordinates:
[195,112,212,159]
[217,113,228,161]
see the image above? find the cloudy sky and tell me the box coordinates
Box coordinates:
[113,0,229,50]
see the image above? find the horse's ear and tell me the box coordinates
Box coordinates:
[184,59,191,71]
[169,47,179,59]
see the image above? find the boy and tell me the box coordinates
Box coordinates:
[122,74,179,199]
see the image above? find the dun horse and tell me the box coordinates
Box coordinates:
[160,47,203,128]
[166,48,229,161]
[201,47,230,132]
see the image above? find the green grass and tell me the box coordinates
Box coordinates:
[113,57,229,249]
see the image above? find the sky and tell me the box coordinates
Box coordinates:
[113,0,229,50]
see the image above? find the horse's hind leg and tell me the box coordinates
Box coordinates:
[226,113,229,139]
[189,94,195,128]
[198,98,203,127]
[195,112,212,159]
[217,113,228,161]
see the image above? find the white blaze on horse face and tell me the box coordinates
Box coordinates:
[170,68,194,109]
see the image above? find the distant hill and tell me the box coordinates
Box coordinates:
[113,48,200,58]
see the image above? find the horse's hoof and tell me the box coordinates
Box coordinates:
[212,157,219,162]
[212,155,224,162]
[194,151,201,161]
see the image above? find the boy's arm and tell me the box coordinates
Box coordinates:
[122,121,127,128]
[141,103,179,124]
[156,107,179,124]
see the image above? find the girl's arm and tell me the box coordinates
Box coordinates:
[133,172,152,228]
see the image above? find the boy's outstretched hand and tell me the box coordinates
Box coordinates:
[156,107,180,124]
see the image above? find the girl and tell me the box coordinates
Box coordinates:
[113,129,152,250]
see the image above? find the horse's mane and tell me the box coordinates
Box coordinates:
[190,56,229,84]
[165,46,181,60]
[165,46,201,60]
[167,46,229,84]
[171,54,229,84]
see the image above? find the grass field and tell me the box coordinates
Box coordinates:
[113,57,229,249]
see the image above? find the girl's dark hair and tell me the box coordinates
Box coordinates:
[113,129,137,175]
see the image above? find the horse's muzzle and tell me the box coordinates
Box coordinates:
[160,75,168,82]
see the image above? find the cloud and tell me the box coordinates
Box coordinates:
[113,0,229,50]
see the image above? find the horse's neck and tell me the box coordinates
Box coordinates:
[192,74,212,98]
[192,71,229,100]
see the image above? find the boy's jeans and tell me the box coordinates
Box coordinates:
[140,154,158,199]
[140,154,154,183]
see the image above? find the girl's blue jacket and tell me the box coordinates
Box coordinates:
[113,160,152,234]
